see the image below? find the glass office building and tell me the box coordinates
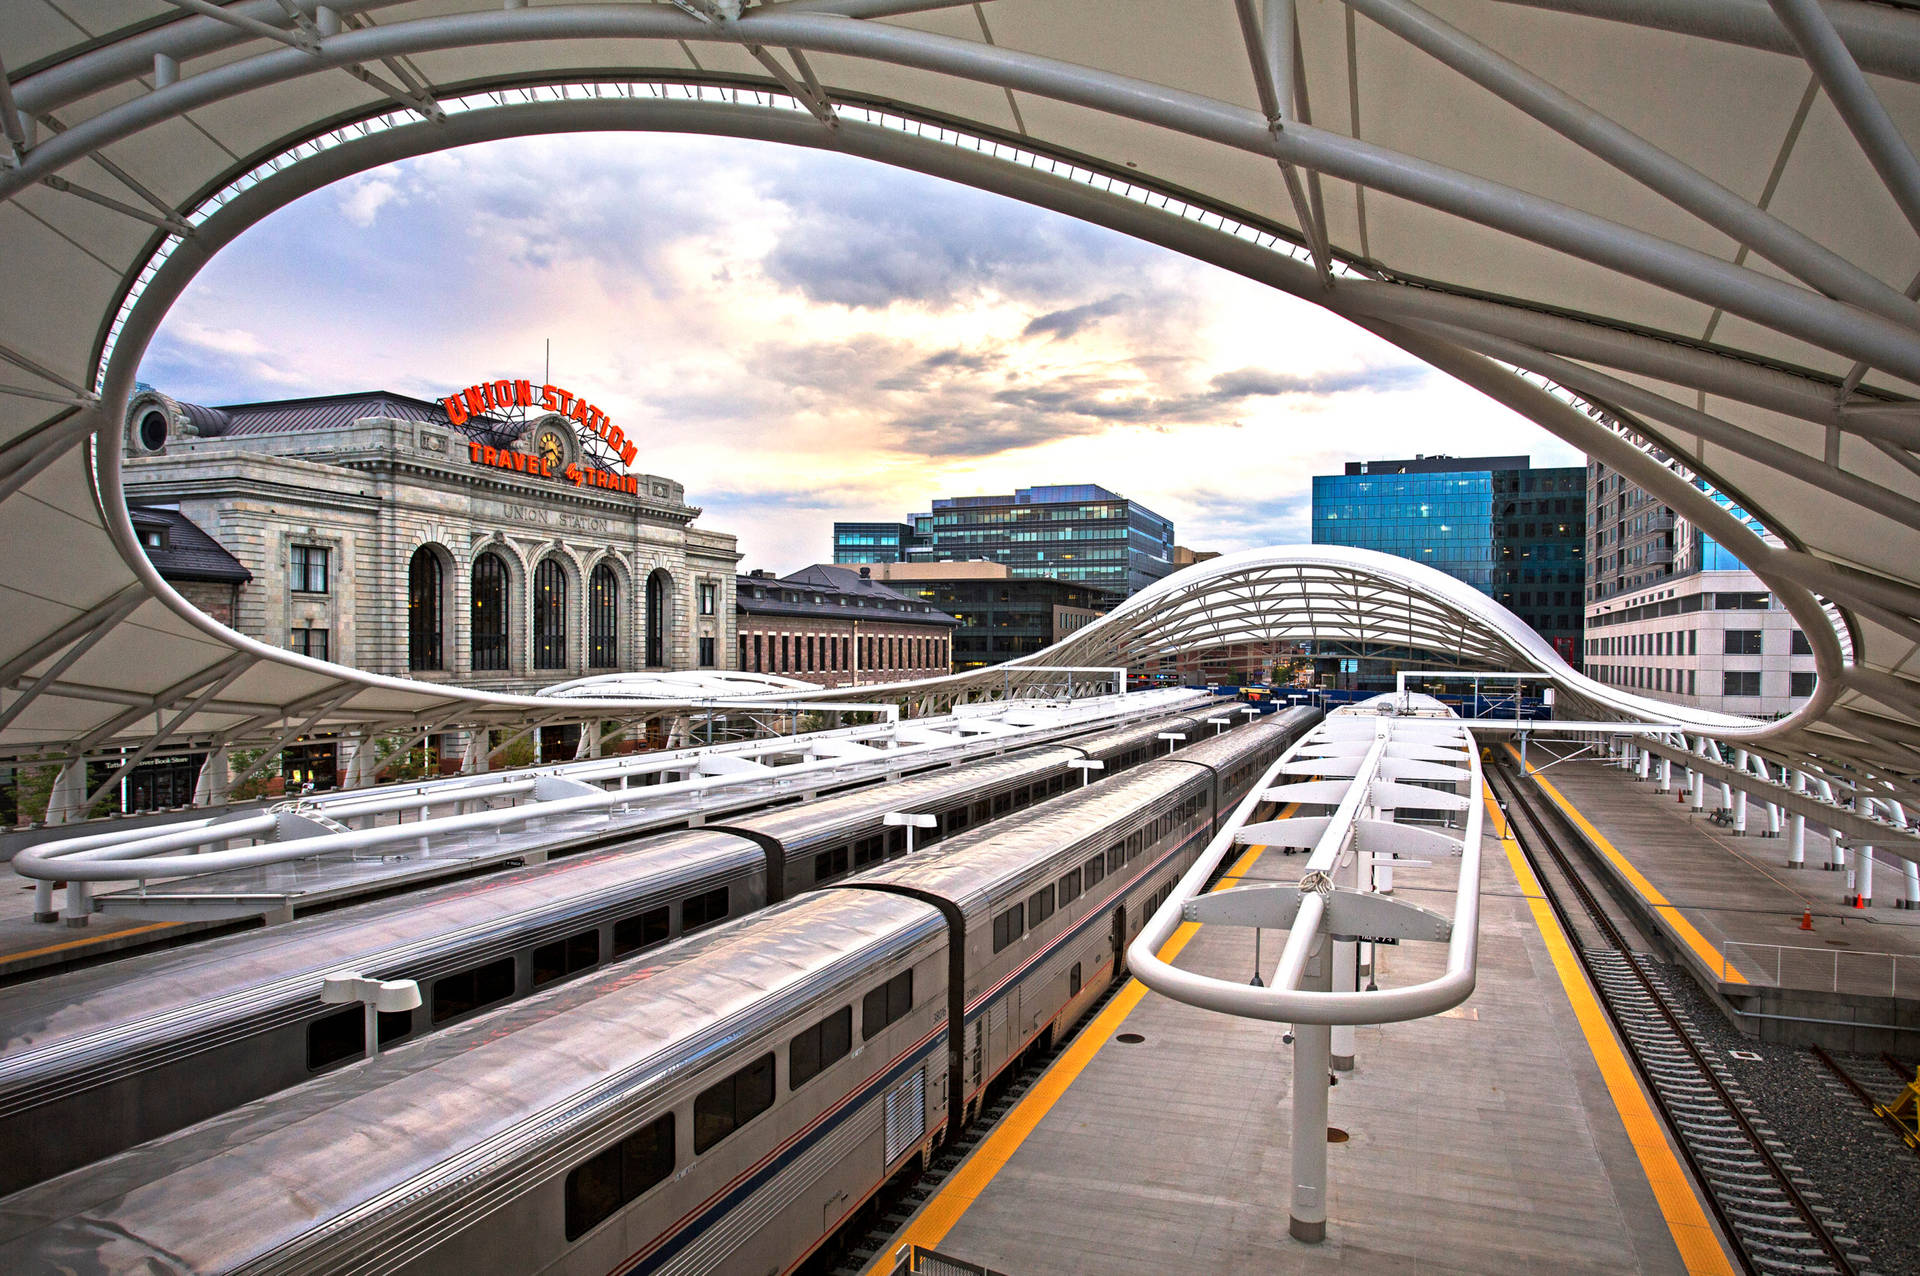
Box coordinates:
[1313,455,1586,665]
[831,522,920,564]
[849,484,1174,601]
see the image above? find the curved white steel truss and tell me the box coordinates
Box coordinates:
[3,2,1920,808]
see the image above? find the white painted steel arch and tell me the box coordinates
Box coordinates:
[933,543,1761,733]
[3,2,1920,803]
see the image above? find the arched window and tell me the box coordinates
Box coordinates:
[645,570,670,667]
[589,563,618,668]
[408,548,444,671]
[534,558,568,670]
[471,551,509,672]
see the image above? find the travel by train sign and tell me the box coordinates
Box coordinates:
[442,377,640,496]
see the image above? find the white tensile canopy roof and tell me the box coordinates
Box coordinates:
[2,1,1919,799]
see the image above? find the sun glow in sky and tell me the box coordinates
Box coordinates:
[139,132,1581,570]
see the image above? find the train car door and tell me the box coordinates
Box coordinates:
[1111,904,1127,981]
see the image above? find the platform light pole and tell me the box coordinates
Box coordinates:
[321,971,422,1060]
[1157,731,1187,755]
[883,811,936,856]
[1070,759,1105,788]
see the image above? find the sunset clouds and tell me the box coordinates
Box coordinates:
[139,132,1580,569]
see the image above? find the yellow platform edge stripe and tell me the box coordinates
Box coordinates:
[864,821,1289,1271]
[1483,790,1737,1276]
[0,919,178,966]
[1504,744,1747,986]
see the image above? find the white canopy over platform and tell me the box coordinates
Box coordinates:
[3,1,1918,799]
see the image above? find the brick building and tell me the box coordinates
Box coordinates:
[736,564,959,687]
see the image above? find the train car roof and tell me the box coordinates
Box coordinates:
[0,888,943,1272]
[838,713,1309,918]
[0,829,762,1094]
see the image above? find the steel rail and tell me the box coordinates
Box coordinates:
[1492,758,1858,1276]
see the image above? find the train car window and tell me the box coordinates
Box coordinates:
[694,1053,776,1154]
[1084,856,1105,888]
[431,956,515,1024]
[1070,963,1083,997]
[564,1113,675,1241]
[309,1004,412,1069]
[681,886,730,933]
[612,906,670,957]
[943,806,970,835]
[533,929,600,990]
[854,835,886,868]
[789,1006,853,1089]
[814,846,850,883]
[1106,845,1122,874]
[991,902,1027,953]
[861,970,914,1040]
[993,792,1013,817]
[1059,867,1082,905]
[306,1006,363,1071]
[971,799,991,824]
[1028,885,1056,927]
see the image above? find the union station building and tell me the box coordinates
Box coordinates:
[122,384,741,700]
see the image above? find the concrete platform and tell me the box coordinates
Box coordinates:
[1511,745,1920,1050]
[873,822,1721,1274]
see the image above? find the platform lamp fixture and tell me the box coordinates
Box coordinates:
[320,971,422,1060]
[1069,759,1105,788]
[1157,731,1187,755]
[883,811,936,856]
[1208,716,1232,735]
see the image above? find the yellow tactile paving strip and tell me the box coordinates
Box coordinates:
[1506,744,1748,985]
[1483,788,1737,1275]
[862,832,1278,1271]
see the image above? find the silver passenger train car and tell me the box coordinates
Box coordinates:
[0,707,1318,1276]
[0,708,1215,1194]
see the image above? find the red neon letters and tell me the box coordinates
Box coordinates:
[441,378,640,469]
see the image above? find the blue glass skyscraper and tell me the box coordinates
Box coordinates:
[1312,455,1586,664]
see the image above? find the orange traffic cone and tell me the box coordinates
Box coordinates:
[1800,908,1814,931]
[1855,894,1867,909]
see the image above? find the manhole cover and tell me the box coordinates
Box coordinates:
[1327,1128,1350,1143]
[1825,939,1851,947]
[1115,1032,1146,1044]
[1728,1049,1762,1061]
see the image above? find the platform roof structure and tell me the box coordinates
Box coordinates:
[2,1,1919,799]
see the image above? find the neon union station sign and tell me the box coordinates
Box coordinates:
[442,378,641,496]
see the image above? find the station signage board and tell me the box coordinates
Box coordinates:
[442,377,640,496]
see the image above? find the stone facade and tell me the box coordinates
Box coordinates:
[124,390,739,695]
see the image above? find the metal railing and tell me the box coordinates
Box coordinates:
[889,1245,1009,1276]
[1721,939,1920,997]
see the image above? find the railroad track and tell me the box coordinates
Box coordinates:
[1490,759,1870,1276]
[1809,1046,1920,1158]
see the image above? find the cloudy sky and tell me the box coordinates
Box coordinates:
[139,133,1581,571]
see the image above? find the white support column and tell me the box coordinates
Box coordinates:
[1658,756,1672,794]
[61,879,90,928]
[1858,845,1875,907]
[1289,938,1332,1244]
[1331,833,1360,1071]
[44,759,85,826]
[460,730,490,775]
[1788,813,1806,868]
[1637,748,1651,780]
[32,879,55,924]
[193,745,231,808]
[1732,786,1748,835]
[1902,859,1920,911]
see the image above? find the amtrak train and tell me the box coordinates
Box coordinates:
[0,707,1222,1193]
[0,707,1318,1275]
